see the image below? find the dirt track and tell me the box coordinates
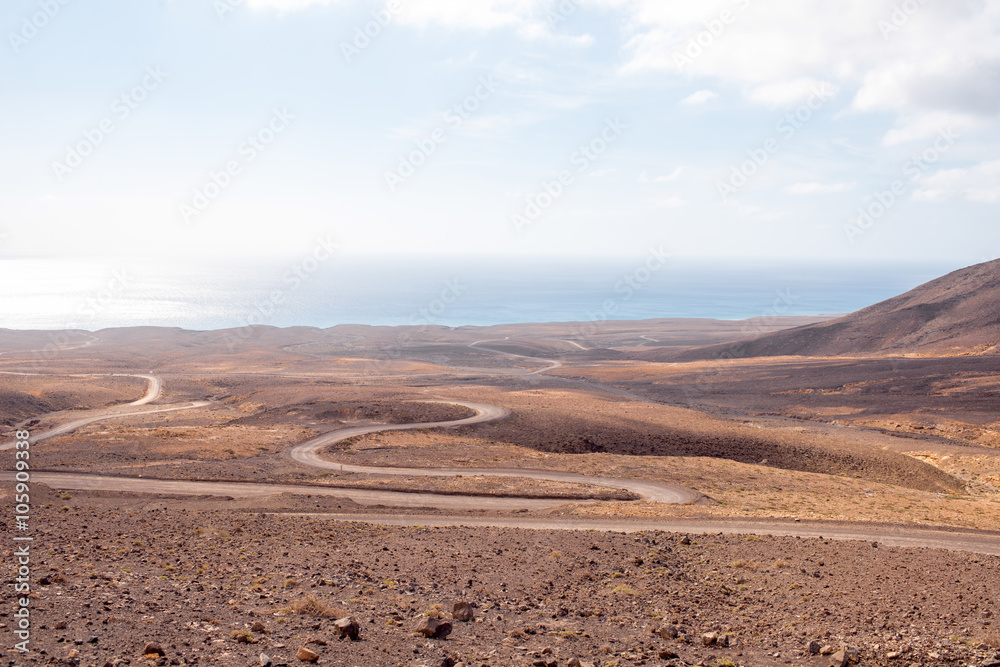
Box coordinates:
[289,399,701,504]
[9,373,1000,557]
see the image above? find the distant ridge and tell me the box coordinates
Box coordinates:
[672,259,1000,360]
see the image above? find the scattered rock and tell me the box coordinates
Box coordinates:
[658,649,679,659]
[296,646,320,663]
[334,616,360,641]
[415,616,453,639]
[452,601,475,622]
[251,621,266,633]
[820,644,835,655]
[656,625,679,640]
[680,536,691,545]
[260,654,272,667]
[808,640,822,654]
[886,651,902,659]
[142,643,165,657]
[830,649,848,667]
[702,631,718,647]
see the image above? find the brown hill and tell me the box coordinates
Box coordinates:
[671,259,1000,360]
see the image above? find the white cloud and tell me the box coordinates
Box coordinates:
[639,167,682,183]
[678,89,717,106]
[881,111,980,146]
[656,196,685,208]
[749,78,838,107]
[912,160,1000,203]
[598,0,1000,141]
[246,0,340,11]
[247,0,571,39]
[785,182,855,195]
[740,205,784,222]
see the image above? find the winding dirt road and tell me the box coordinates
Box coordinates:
[289,400,699,504]
[0,374,207,451]
[468,340,563,374]
[6,372,1000,556]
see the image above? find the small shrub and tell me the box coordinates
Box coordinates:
[230,629,253,643]
[281,595,342,619]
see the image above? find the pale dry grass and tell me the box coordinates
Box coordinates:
[45,421,316,460]
[342,428,1000,530]
[279,595,343,619]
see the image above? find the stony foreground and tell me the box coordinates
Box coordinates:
[2,487,999,667]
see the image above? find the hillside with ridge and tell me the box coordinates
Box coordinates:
[668,259,1000,360]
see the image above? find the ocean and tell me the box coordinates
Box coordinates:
[0,256,960,331]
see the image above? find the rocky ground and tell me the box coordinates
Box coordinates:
[3,486,1000,667]
[4,324,1000,667]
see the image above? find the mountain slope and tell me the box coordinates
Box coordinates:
[674,259,1000,359]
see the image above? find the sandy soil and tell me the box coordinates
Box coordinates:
[2,320,1000,665]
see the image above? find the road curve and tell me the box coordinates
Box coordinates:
[289,400,700,504]
[10,373,1000,556]
[0,374,205,451]
[469,340,563,374]
[128,374,162,405]
[0,401,210,451]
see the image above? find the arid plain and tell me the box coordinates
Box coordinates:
[2,261,1000,667]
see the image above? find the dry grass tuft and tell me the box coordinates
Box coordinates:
[280,595,343,619]
[729,559,759,571]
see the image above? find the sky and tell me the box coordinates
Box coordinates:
[2,0,1000,265]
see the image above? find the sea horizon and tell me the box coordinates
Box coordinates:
[0,256,964,332]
